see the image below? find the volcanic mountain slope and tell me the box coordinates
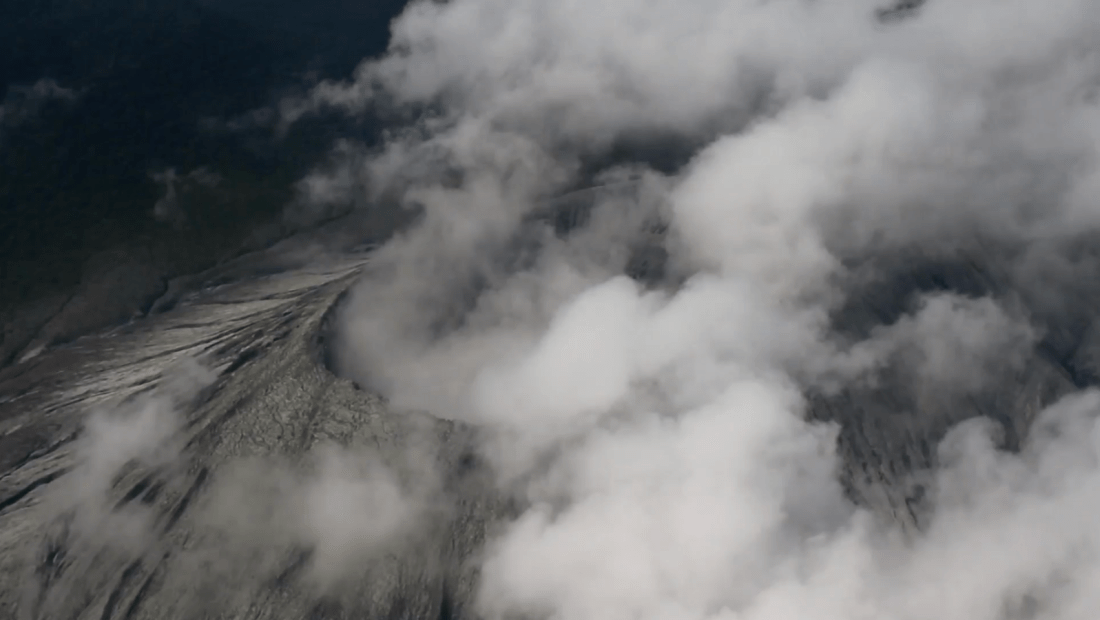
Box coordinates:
[0,202,1094,619]
[0,237,506,620]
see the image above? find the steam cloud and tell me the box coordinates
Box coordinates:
[60,359,214,542]
[282,0,1100,619]
[45,359,424,606]
[199,442,430,593]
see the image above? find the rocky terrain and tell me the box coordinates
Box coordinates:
[0,220,505,620]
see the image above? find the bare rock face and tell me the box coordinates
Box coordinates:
[0,249,508,620]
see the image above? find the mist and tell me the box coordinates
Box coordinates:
[267,0,1100,619]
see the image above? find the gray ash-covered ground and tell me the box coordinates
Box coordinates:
[0,221,503,620]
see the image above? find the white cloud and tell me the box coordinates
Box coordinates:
[283,0,1100,618]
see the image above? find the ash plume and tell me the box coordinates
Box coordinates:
[280,0,1100,618]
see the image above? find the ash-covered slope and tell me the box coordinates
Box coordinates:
[0,239,506,620]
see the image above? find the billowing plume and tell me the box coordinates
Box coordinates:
[285,0,1100,618]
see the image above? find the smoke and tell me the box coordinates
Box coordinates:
[282,0,1100,618]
